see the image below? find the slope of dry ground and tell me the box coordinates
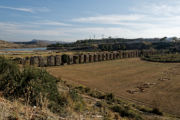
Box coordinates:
[47,58,180,117]
[0,40,22,49]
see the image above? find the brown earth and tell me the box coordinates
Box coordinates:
[0,40,49,50]
[46,58,180,117]
[0,40,22,49]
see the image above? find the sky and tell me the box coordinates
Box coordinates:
[0,0,180,42]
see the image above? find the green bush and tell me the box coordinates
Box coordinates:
[74,85,104,99]
[69,89,86,112]
[0,57,68,114]
[69,89,82,102]
[137,106,152,113]
[89,90,104,99]
[135,105,163,116]
[74,101,86,112]
[95,101,103,108]
[151,108,163,115]
[111,105,142,120]
[75,86,91,94]
[0,57,21,98]
[104,93,115,102]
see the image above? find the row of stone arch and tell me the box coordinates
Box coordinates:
[13,50,160,67]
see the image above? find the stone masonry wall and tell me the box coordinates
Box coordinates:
[13,50,160,67]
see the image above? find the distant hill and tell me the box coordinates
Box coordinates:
[0,40,22,49]
[14,39,67,47]
[0,39,68,49]
[47,37,162,50]
[47,37,180,51]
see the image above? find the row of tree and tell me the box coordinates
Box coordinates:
[47,38,180,52]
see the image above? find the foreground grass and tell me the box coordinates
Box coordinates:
[0,57,87,118]
[0,57,178,120]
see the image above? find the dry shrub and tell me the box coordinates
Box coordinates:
[0,57,68,115]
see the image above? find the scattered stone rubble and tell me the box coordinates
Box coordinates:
[127,82,156,94]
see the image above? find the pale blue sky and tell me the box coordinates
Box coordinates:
[0,0,180,42]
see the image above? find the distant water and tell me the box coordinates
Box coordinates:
[0,47,46,51]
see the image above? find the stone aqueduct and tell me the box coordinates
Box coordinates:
[13,50,160,67]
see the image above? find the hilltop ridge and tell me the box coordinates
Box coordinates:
[0,40,22,49]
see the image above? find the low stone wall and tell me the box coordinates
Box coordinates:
[13,50,160,67]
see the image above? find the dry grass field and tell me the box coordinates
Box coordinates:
[46,58,180,116]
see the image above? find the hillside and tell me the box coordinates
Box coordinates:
[0,57,178,120]
[47,58,180,117]
[14,39,67,48]
[47,37,180,51]
[0,39,61,49]
[0,40,22,49]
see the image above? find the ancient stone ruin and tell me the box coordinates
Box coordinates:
[13,50,160,67]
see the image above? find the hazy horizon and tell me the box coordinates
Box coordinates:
[0,0,180,42]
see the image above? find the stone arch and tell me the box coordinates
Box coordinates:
[30,56,39,66]
[102,53,106,61]
[94,54,98,62]
[38,56,47,67]
[55,55,61,66]
[67,55,73,65]
[84,54,89,63]
[106,53,109,60]
[47,56,55,66]
[61,54,69,65]
[98,54,102,61]
[73,55,79,64]
[89,54,93,62]
[79,54,84,64]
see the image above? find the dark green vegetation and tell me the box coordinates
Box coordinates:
[61,54,70,64]
[0,57,85,115]
[142,53,180,62]
[47,37,180,52]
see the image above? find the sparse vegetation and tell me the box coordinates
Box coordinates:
[142,53,180,62]
[73,84,165,120]
[47,58,180,116]
[0,57,69,114]
[111,105,142,120]
[0,56,86,117]
[0,56,178,120]
[136,105,163,115]
[151,108,163,115]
